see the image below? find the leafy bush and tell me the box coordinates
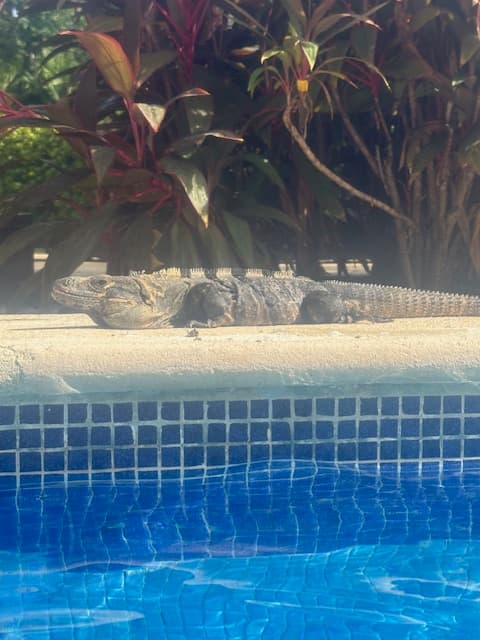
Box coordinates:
[0,127,80,200]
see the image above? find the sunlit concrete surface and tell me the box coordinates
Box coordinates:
[2,314,480,400]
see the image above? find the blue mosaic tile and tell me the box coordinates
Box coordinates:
[92,450,111,470]
[19,429,41,448]
[465,417,480,435]
[359,420,377,438]
[338,420,356,439]
[184,446,203,467]
[272,399,290,419]
[443,417,461,435]
[91,426,111,446]
[229,423,248,442]
[91,404,111,423]
[422,418,440,436]
[272,443,291,458]
[358,441,377,461]
[401,419,420,437]
[44,429,64,449]
[44,451,65,472]
[207,423,226,443]
[422,440,440,458]
[20,451,41,472]
[207,401,225,419]
[338,398,356,417]
[402,396,420,415]
[0,453,15,472]
[443,395,462,414]
[294,399,312,417]
[464,439,480,457]
[0,406,14,425]
[465,395,480,413]
[67,403,87,424]
[161,447,180,467]
[0,430,16,449]
[251,422,268,441]
[294,421,312,440]
[380,441,398,460]
[423,396,441,415]
[183,401,203,420]
[228,445,247,464]
[316,421,334,439]
[294,443,313,459]
[138,401,157,421]
[381,397,399,415]
[137,448,157,467]
[207,447,225,466]
[443,440,460,458]
[337,442,356,461]
[315,442,334,461]
[138,425,157,445]
[271,421,290,441]
[251,445,269,461]
[68,427,88,447]
[380,418,398,438]
[114,449,135,468]
[401,440,420,459]
[251,399,269,418]
[68,450,88,471]
[113,403,133,423]
[43,405,64,424]
[19,405,40,424]
[184,424,203,444]
[316,398,334,416]
[229,400,248,419]
[161,424,181,445]
[115,425,134,445]
[360,397,378,416]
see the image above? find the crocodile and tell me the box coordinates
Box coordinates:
[51,267,480,329]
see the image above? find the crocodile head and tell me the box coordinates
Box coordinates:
[51,274,188,328]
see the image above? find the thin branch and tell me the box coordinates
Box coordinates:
[282,97,413,226]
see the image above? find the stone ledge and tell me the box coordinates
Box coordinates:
[1,314,480,400]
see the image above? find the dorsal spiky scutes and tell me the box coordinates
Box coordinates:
[130,267,296,280]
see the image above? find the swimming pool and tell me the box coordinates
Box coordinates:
[1,389,480,638]
[1,460,479,639]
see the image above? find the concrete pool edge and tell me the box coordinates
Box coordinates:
[2,313,480,401]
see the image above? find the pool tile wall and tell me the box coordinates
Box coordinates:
[0,391,479,484]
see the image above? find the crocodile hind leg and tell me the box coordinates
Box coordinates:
[180,280,237,327]
[300,289,368,323]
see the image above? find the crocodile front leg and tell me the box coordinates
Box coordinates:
[179,280,237,327]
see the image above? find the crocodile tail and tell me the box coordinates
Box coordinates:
[325,281,480,319]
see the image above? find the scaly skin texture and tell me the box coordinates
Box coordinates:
[51,268,480,329]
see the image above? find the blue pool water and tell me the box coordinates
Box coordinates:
[1,461,480,639]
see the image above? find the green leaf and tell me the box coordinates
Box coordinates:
[247,67,266,95]
[222,212,256,264]
[86,15,124,33]
[168,218,203,266]
[137,50,177,86]
[411,135,448,175]
[203,221,238,266]
[162,156,209,227]
[234,205,300,230]
[167,130,243,155]
[134,103,166,133]
[90,145,115,183]
[350,24,377,65]
[123,0,142,76]
[184,94,214,135]
[461,34,480,67]
[411,7,451,32]
[279,0,307,37]
[234,153,286,191]
[300,41,318,71]
[60,30,136,100]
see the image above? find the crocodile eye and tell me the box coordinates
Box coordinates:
[90,276,110,290]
